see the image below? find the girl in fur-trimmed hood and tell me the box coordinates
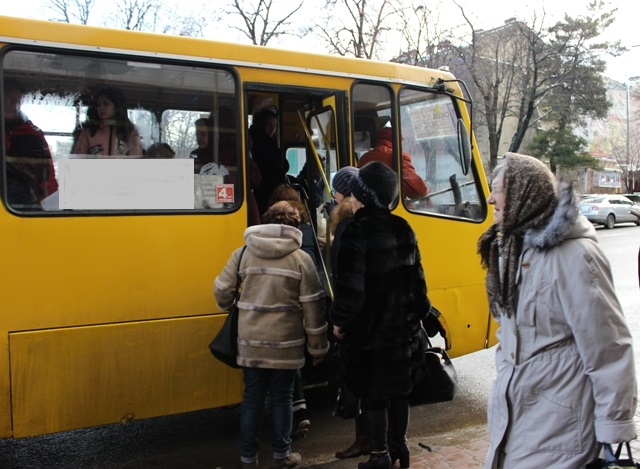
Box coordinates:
[479,153,637,469]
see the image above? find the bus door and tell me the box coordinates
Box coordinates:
[295,92,350,296]
[350,81,491,357]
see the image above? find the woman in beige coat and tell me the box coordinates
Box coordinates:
[214,201,329,469]
[479,154,637,468]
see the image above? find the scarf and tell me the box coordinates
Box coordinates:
[478,153,558,317]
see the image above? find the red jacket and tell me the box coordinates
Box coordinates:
[358,127,428,199]
[6,119,58,204]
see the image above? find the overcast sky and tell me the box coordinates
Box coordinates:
[0,0,637,83]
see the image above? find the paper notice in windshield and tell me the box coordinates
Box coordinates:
[409,103,456,140]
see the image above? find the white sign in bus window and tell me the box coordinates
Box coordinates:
[408,103,456,140]
[194,174,225,209]
[58,159,195,209]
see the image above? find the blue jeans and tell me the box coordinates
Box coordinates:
[240,367,296,463]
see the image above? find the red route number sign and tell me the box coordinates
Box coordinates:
[216,184,235,203]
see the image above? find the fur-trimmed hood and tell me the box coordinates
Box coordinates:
[478,160,596,319]
[524,180,596,251]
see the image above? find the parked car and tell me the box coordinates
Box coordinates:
[580,194,640,229]
[622,193,640,204]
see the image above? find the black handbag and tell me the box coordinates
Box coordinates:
[332,342,359,419]
[587,442,640,468]
[409,327,458,406]
[209,246,246,368]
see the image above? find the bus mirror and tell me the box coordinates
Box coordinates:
[457,118,472,176]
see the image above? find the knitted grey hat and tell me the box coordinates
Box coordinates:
[332,166,359,196]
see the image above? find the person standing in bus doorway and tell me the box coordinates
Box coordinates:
[330,162,432,469]
[479,153,637,468]
[214,201,329,469]
[4,78,58,208]
[249,109,289,215]
[358,125,428,200]
[72,86,142,157]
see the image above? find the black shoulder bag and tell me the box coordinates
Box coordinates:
[409,325,458,406]
[209,246,247,368]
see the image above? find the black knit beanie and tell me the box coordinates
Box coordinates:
[351,161,398,208]
[332,166,359,196]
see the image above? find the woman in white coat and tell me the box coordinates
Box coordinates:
[478,153,637,468]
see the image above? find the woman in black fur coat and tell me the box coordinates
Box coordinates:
[330,161,431,469]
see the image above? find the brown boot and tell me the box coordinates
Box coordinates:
[272,452,301,468]
[335,414,370,459]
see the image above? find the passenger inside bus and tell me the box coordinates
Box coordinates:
[72,86,143,157]
[4,78,58,208]
[249,108,289,215]
[293,159,325,210]
[146,142,175,159]
[357,125,429,200]
[190,117,214,173]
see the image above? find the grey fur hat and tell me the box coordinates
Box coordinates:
[351,161,398,208]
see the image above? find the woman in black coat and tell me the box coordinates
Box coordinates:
[330,161,431,469]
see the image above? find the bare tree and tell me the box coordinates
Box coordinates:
[47,0,95,24]
[610,87,640,192]
[111,0,159,31]
[155,6,209,38]
[455,5,527,171]
[223,0,304,46]
[164,110,200,159]
[167,15,208,38]
[455,1,621,171]
[46,0,207,36]
[316,0,396,59]
[393,0,460,69]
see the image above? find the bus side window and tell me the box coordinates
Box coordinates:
[4,77,58,210]
[4,49,239,213]
[352,82,428,204]
[72,86,143,157]
[399,88,484,221]
[353,130,372,159]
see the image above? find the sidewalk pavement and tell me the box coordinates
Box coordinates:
[303,406,640,468]
[303,423,489,468]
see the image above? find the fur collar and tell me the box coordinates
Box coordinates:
[523,180,579,251]
[329,197,354,235]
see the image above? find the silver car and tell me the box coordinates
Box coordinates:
[580,194,640,229]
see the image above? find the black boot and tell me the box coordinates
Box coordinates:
[357,452,391,469]
[357,407,390,469]
[335,413,370,459]
[388,399,410,468]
